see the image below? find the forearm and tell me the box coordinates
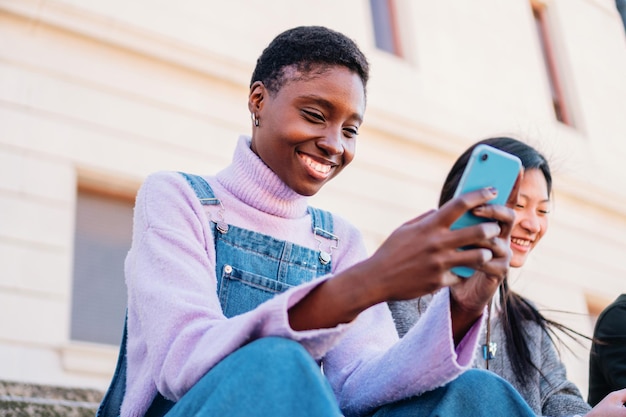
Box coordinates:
[289,259,385,331]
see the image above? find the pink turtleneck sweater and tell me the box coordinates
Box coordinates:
[121,135,484,417]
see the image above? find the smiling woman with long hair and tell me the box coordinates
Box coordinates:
[390,136,626,417]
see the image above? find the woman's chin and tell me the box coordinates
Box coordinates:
[509,254,527,268]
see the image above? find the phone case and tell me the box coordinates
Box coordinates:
[450,144,522,278]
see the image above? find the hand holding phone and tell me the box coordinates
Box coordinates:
[450,144,522,278]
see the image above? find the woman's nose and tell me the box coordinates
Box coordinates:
[318,130,344,155]
[520,213,541,233]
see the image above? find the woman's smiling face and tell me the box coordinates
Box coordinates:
[248,65,365,196]
[510,168,551,267]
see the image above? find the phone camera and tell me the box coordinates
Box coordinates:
[480,153,488,161]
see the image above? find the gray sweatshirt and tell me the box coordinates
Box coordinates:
[389,295,592,417]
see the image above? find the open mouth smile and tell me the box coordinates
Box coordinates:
[299,153,334,177]
[511,238,532,247]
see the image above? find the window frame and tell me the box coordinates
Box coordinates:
[531,0,574,127]
[370,0,404,57]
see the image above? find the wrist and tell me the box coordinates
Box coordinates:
[334,259,389,313]
[449,292,485,345]
[449,290,486,320]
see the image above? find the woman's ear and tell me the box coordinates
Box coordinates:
[248,81,265,114]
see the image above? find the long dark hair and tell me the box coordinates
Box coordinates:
[441,137,587,386]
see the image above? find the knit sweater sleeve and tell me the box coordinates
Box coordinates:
[324,288,484,417]
[122,171,352,417]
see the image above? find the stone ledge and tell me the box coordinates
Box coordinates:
[0,380,103,417]
[0,398,97,417]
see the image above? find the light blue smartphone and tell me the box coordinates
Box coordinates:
[450,144,522,278]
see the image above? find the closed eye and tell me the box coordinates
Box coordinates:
[343,127,359,138]
[303,109,325,123]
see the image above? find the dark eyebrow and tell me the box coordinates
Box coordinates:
[298,94,363,124]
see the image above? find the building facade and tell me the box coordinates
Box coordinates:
[1,0,625,398]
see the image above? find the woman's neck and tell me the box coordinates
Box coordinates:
[216,135,309,219]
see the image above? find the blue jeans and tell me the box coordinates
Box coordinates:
[163,337,343,417]
[163,337,534,417]
[370,369,535,416]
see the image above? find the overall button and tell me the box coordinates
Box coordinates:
[224,265,233,274]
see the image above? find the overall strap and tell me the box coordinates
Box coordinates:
[178,172,219,204]
[307,206,338,265]
[307,206,335,237]
[179,172,228,233]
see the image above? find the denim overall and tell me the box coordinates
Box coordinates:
[97,172,336,417]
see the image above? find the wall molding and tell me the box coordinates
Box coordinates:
[0,0,251,87]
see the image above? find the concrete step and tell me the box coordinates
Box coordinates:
[0,380,103,417]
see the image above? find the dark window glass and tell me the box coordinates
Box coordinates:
[70,190,132,345]
[532,3,573,126]
[370,0,403,56]
[617,0,626,34]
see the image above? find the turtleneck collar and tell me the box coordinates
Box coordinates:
[216,135,310,219]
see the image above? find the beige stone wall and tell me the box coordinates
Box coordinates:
[1,0,625,397]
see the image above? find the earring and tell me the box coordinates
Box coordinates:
[251,113,259,127]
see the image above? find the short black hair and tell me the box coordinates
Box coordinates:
[251,26,369,94]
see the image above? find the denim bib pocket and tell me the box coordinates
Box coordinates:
[218,264,296,318]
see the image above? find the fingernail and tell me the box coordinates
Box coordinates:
[487,187,497,196]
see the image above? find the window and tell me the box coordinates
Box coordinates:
[370,0,403,57]
[70,185,134,345]
[617,0,626,34]
[531,1,574,126]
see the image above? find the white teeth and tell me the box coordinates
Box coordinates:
[302,155,331,174]
[512,238,531,247]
